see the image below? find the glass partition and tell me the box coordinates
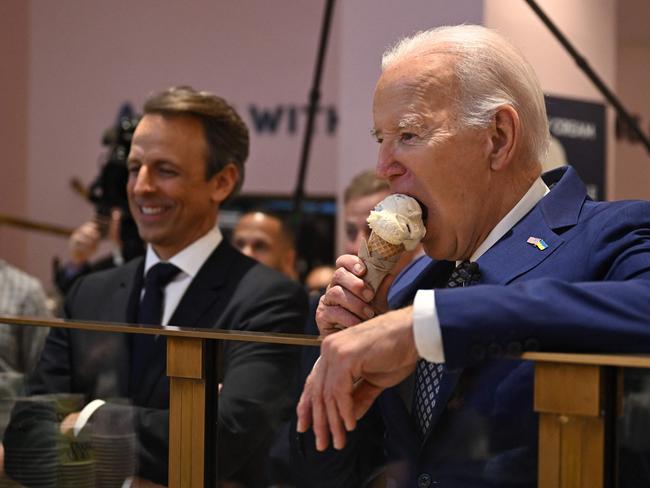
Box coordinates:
[0,318,319,488]
[617,367,650,487]
[5,317,650,488]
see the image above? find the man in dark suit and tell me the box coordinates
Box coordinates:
[295,25,650,487]
[5,86,308,487]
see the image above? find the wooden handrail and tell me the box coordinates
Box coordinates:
[523,351,650,368]
[0,315,322,346]
[0,213,74,237]
[4,316,647,487]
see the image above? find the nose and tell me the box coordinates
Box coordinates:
[131,165,155,195]
[376,141,405,180]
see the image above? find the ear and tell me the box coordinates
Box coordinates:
[488,105,520,171]
[209,163,239,204]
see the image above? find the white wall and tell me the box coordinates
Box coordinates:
[2,0,648,289]
[484,0,618,197]
[615,0,650,200]
[20,0,342,287]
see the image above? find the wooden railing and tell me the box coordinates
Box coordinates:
[523,351,650,488]
[0,315,320,488]
[1,315,649,487]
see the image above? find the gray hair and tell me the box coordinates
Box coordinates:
[382,25,549,162]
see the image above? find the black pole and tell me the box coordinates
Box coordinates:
[291,0,336,230]
[524,0,650,155]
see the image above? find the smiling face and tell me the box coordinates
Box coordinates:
[127,113,234,260]
[372,56,500,261]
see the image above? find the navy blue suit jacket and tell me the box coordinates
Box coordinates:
[301,166,650,487]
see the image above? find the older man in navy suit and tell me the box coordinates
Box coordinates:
[296,25,650,487]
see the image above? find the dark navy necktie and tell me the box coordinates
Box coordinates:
[413,260,481,438]
[130,262,180,392]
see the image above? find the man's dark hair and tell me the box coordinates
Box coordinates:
[238,209,296,249]
[343,170,390,204]
[143,86,249,196]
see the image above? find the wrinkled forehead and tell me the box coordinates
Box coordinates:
[373,55,459,124]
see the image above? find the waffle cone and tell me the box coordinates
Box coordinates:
[367,232,405,259]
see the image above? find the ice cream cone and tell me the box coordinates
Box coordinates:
[367,231,405,259]
[359,193,426,292]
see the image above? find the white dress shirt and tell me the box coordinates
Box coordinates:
[413,177,549,363]
[143,226,223,326]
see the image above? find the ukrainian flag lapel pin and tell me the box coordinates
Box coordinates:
[527,236,548,251]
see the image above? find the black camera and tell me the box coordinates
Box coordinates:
[87,105,144,261]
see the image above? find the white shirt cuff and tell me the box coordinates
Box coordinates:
[413,289,445,363]
[73,398,106,436]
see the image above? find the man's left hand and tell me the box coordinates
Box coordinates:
[296,306,419,451]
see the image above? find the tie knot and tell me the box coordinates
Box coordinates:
[145,262,181,288]
[447,260,480,288]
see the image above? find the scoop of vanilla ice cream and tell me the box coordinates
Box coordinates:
[366,194,426,251]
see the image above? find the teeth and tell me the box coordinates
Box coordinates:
[141,206,164,215]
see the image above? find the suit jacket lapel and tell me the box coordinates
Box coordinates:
[167,241,233,328]
[105,259,144,398]
[476,205,565,285]
[135,242,233,405]
[476,166,587,285]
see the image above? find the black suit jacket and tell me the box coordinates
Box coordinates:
[6,241,308,487]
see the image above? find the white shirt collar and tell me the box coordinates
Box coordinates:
[143,226,223,279]
[468,177,549,263]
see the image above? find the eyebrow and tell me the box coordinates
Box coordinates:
[371,113,428,139]
[398,113,427,131]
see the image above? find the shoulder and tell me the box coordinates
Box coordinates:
[214,242,303,295]
[67,257,142,299]
[580,198,650,231]
[0,261,48,313]
[238,259,305,298]
[0,260,44,294]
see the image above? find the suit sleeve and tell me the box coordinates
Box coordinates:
[216,269,308,484]
[436,203,650,370]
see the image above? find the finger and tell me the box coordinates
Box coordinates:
[324,393,347,450]
[321,285,375,320]
[300,358,330,451]
[334,254,366,276]
[311,387,330,451]
[330,267,374,303]
[296,388,312,433]
[335,382,357,433]
[316,304,365,333]
[316,290,372,335]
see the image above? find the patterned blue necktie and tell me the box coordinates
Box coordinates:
[413,260,480,438]
[130,262,180,391]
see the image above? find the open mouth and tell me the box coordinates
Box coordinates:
[413,197,428,222]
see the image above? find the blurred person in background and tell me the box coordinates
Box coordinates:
[304,265,335,297]
[232,210,298,280]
